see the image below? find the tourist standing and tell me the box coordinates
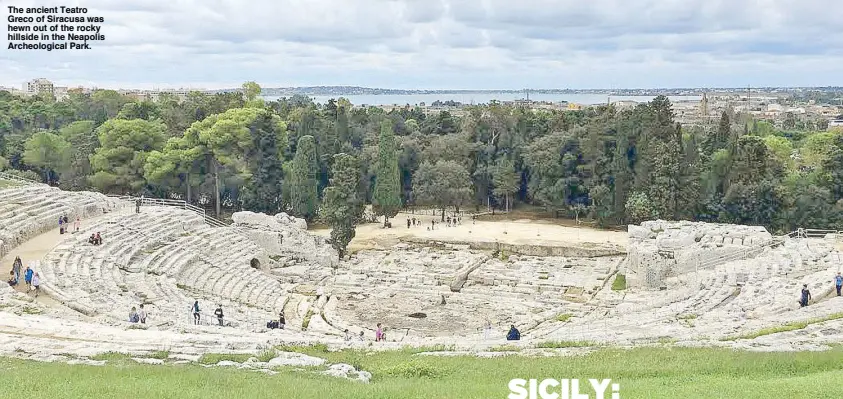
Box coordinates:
[58,216,64,235]
[800,284,812,307]
[31,272,40,298]
[214,305,224,326]
[136,198,142,214]
[73,216,81,233]
[279,312,286,329]
[24,266,33,288]
[484,320,492,340]
[192,300,201,325]
[138,304,147,324]
[375,323,384,342]
[835,273,843,296]
[12,256,22,284]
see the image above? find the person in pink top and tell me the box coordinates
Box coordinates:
[375,323,384,342]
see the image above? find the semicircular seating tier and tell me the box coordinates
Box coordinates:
[322,248,624,340]
[534,239,841,344]
[0,183,122,260]
[39,207,295,329]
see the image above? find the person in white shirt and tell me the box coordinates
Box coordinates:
[31,272,41,298]
[138,304,148,324]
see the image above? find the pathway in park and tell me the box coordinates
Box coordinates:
[2,209,130,311]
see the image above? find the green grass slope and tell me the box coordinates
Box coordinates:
[4,347,843,399]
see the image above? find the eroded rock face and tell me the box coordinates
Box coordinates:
[626,220,775,288]
[231,211,338,270]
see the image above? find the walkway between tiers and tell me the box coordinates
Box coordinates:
[2,208,131,311]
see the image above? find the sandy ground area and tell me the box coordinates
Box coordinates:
[311,211,628,251]
[2,210,129,307]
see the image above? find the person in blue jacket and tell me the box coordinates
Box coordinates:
[507,324,521,341]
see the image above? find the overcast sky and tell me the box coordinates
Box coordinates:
[2,0,841,90]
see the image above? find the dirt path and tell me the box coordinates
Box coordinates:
[2,210,129,309]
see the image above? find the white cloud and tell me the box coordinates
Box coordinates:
[1,0,841,89]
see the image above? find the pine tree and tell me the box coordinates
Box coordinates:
[241,113,284,214]
[373,120,402,226]
[322,153,361,259]
[289,135,319,221]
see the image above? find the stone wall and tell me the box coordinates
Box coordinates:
[403,238,625,258]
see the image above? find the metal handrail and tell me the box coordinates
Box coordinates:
[109,195,237,229]
[679,228,839,273]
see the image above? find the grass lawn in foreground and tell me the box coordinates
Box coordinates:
[4,347,843,399]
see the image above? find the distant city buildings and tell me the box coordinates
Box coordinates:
[118,88,198,102]
[3,80,842,129]
[23,78,54,96]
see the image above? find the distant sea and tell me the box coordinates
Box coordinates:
[262,93,702,106]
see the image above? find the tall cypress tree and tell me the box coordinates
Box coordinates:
[336,105,350,151]
[323,153,362,259]
[290,135,319,221]
[373,120,402,226]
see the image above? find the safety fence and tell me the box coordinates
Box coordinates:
[109,196,233,229]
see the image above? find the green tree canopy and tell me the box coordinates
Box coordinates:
[89,119,166,193]
[23,131,70,183]
[413,160,473,220]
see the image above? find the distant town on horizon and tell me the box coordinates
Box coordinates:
[4,81,843,96]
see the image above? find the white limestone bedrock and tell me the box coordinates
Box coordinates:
[0,185,122,259]
[626,220,776,287]
[232,211,338,271]
[5,181,843,356]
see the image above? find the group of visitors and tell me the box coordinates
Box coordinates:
[7,256,40,297]
[793,272,843,308]
[340,324,384,342]
[406,214,465,231]
[58,215,81,235]
[129,304,148,323]
[343,329,366,341]
[267,311,286,329]
[187,300,226,326]
[88,232,102,245]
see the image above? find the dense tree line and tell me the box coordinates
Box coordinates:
[2,83,842,257]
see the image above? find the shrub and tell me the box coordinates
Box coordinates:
[611,274,627,291]
[381,360,449,379]
[536,341,596,349]
[555,313,573,322]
